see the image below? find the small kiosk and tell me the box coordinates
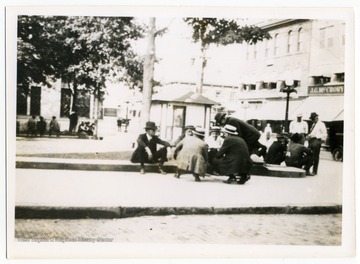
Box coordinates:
[151,90,218,142]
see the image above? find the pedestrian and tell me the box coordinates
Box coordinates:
[68,111,78,134]
[49,116,60,137]
[173,127,208,182]
[27,115,37,137]
[214,112,267,158]
[130,121,171,175]
[285,133,314,176]
[289,113,308,145]
[307,112,328,175]
[37,116,47,137]
[264,123,272,141]
[264,132,289,165]
[211,124,253,185]
[117,118,122,132]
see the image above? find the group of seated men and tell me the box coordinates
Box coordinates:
[130,112,318,184]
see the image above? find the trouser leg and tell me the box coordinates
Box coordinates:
[309,139,321,174]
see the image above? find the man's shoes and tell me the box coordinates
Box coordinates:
[174,172,181,178]
[223,176,236,184]
[306,171,315,176]
[237,175,251,185]
[158,167,167,175]
[194,174,201,182]
[140,168,145,174]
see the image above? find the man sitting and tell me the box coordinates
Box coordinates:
[130,121,171,175]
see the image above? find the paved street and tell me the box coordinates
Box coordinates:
[15,214,341,245]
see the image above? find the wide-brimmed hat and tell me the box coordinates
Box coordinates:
[214,113,227,124]
[290,133,302,143]
[210,126,221,133]
[184,125,195,131]
[193,127,205,137]
[144,121,157,130]
[309,112,318,120]
[296,113,303,117]
[276,132,289,139]
[221,124,238,135]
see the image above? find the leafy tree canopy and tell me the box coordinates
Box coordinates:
[183,17,271,47]
[17,15,145,94]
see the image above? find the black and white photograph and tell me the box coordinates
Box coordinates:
[4,2,357,261]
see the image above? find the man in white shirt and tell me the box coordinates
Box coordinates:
[289,113,308,145]
[307,112,328,175]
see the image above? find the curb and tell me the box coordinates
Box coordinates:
[15,205,342,219]
[16,159,306,178]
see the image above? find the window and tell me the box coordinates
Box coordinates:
[293,80,301,87]
[297,28,304,52]
[60,88,72,117]
[335,73,345,83]
[319,28,326,49]
[314,76,330,85]
[274,33,279,56]
[16,86,28,115]
[265,39,269,58]
[287,30,295,53]
[30,86,41,116]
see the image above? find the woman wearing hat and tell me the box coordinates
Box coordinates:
[173,127,208,182]
[211,124,253,184]
[307,112,327,175]
[130,121,171,174]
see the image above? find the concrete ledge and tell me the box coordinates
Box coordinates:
[16,158,306,177]
[15,205,342,219]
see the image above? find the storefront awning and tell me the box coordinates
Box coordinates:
[289,96,344,121]
[248,99,304,121]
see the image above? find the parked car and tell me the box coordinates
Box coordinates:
[327,120,343,162]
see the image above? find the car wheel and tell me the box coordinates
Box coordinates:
[332,147,343,162]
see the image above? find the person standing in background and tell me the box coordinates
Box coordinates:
[307,112,328,175]
[289,113,308,145]
[49,116,60,137]
[27,115,37,137]
[37,116,47,137]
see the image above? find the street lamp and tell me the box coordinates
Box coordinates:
[280,80,297,132]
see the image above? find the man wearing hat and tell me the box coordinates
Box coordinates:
[289,113,308,145]
[211,124,253,185]
[307,112,327,175]
[173,127,208,182]
[264,132,289,165]
[214,112,267,158]
[205,126,224,150]
[130,121,171,174]
[285,133,314,176]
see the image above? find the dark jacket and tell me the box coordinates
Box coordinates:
[285,142,313,167]
[265,141,287,165]
[131,133,170,163]
[213,135,253,175]
[225,117,261,145]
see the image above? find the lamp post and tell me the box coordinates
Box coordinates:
[280,80,297,132]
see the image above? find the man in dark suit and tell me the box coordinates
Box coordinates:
[214,112,267,158]
[131,121,171,175]
[264,133,289,165]
[211,124,253,185]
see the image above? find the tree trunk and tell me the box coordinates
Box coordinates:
[140,17,156,127]
[93,87,99,138]
[196,42,207,95]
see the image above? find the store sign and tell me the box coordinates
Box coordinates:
[103,108,118,117]
[308,85,344,95]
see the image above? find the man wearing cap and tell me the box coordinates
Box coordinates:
[264,133,289,165]
[214,112,267,158]
[130,121,171,175]
[285,133,314,176]
[307,112,327,175]
[173,127,208,182]
[289,113,308,145]
[211,124,253,184]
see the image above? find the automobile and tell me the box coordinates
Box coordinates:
[327,120,344,162]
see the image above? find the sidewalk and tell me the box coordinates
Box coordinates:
[13,135,343,218]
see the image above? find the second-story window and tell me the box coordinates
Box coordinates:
[287,30,294,54]
[274,33,279,56]
[297,28,304,52]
